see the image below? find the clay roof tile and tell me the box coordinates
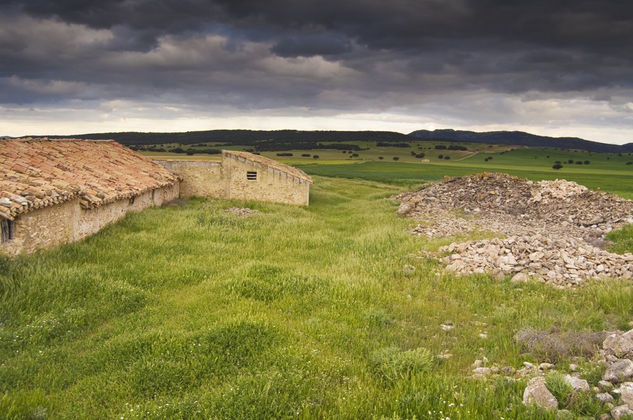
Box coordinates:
[0,138,178,220]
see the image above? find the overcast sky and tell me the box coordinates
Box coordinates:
[1,1,632,143]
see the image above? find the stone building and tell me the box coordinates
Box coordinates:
[0,138,180,255]
[158,150,312,206]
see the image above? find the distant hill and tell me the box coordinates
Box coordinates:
[43,129,411,148]
[409,129,633,153]
[21,128,633,153]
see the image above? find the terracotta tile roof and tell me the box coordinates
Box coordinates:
[223,150,312,183]
[0,138,179,220]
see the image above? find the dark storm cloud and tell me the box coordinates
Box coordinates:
[0,0,632,141]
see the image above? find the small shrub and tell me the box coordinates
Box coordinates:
[276,152,293,157]
[575,161,583,165]
[444,156,450,160]
[552,163,563,170]
[392,156,399,161]
[435,145,447,150]
[447,145,467,151]
[584,160,590,165]
[378,156,384,160]
[377,142,410,147]
[568,159,574,164]
[312,155,319,159]
[514,328,607,362]
[627,161,633,165]
[415,153,425,158]
[370,347,433,382]
[301,153,311,157]
[546,372,574,406]
[351,153,359,157]
[438,154,444,159]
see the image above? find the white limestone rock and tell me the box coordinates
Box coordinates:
[523,376,558,411]
[604,359,633,384]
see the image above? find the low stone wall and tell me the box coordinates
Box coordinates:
[1,183,179,255]
[157,160,225,198]
[1,198,80,255]
[225,155,310,206]
[77,183,179,240]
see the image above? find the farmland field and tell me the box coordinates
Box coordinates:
[2,145,633,418]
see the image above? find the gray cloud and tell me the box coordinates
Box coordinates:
[0,1,632,142]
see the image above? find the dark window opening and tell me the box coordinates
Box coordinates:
[247,171,257,181]
[129,196,136,205]
[1,218,15,243]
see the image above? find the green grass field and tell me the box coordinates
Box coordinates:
[3,145,633,418]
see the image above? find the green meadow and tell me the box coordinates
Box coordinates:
[3,145,633,419]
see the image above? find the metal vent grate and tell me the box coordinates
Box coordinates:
[246,171,257,181]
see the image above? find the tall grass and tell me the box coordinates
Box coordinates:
[1,176,632,418]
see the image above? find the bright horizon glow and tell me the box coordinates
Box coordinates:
[1,113,631,146]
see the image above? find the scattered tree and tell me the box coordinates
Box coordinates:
[552,163,563,170]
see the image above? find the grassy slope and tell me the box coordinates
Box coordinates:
[2,175,632,418]
[299,156,633,199]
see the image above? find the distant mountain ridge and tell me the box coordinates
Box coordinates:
[12,128,632,153]
[41,130,411,146]
[409,129,633,153]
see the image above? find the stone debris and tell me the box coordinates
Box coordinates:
[523,376,558,410]
[396,173,633,286]
[224,207,260,217]
[604,359,633,384]
[611,405,633,419]
[600,380,615,391]
[604,331,633,359]
[564,374,590,392]
[440,321,454,331]
[619,382,633,409]
[597,392,615,403]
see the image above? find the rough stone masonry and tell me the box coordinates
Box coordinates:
[396,173,633,287]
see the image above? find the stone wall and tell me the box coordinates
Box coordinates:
[77,183,179,240]
[0,183,179,255]
[156,157,310,206]
[0,198,80,255]
[224,154,310,206]
[157,160,224,198]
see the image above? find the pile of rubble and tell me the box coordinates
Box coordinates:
[397,173,633,286]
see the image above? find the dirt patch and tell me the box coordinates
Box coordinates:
[224,207,260,217]
[162,198,190,207]
[397,173,633,286]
